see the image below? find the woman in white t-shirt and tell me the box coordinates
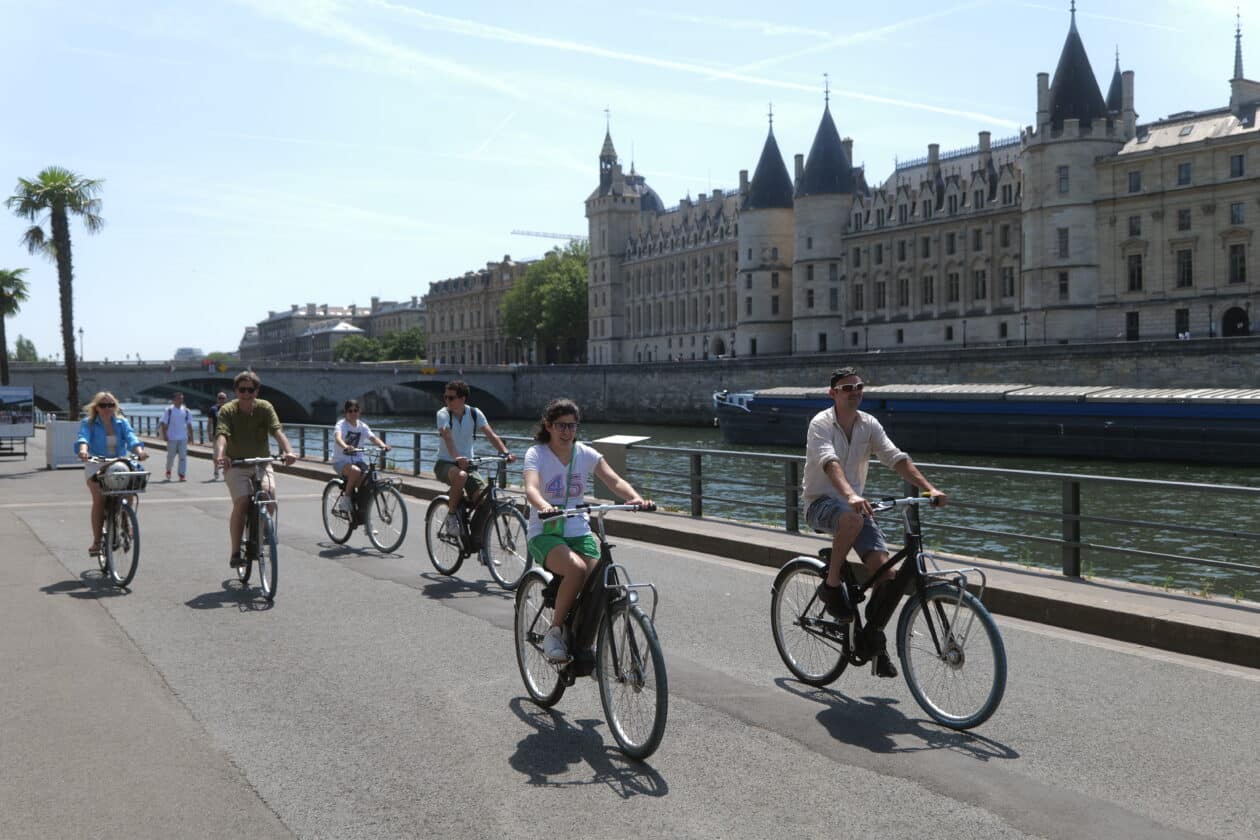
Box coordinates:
[522,398,651,662]
[332,399,391,511]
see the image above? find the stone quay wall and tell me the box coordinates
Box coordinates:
[509,336,1260,425]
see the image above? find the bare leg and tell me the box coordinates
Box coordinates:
[87,479,104,550]
[446,467,468,515]
[229,497,250,555]
[825,510,863,587]
[342,463,364,496]
[546,545,597,629]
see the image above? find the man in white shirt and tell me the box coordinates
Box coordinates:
[802,367,946,677]
[158,391,195,482]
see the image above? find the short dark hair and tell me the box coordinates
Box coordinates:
[533,398,580,443]
[445,380,470,399]
[343,399,360,413]
[234,370,261,389]
[829,367,860,387]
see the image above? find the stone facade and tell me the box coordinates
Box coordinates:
[424,256,534,366]
[244,297,427,362]
[586,11,1260,362]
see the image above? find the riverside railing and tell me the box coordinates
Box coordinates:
[110,415,1260,595]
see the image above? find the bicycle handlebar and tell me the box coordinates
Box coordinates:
[538,501,657,519]
[86,455,143,464]
[229,456,290,467]
[869,494,941,513]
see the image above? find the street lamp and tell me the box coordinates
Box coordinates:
[1209,303,1215,338]
[1022,314,1029,346]
[864,325,869,352]
[78,327,84,361]
[962,319,968,348]
[702,335,709,360]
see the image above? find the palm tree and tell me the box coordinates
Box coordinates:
[6,167,104,413]
[0,268,30,386]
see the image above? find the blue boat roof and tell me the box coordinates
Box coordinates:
[748,384,1260,407]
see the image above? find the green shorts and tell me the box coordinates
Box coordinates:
[528,533,600,565]
[434,459,486,499]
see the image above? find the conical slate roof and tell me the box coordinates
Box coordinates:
[796,104,855,197]
[744,127,794,210]
[1106,51,1122,111]
[600,130,617,160]
[1048,11,1108,130]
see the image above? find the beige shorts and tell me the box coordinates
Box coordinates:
[224,462,275,501]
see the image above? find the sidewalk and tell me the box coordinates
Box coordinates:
[146,434,1260,669]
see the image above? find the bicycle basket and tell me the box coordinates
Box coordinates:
[98,462,150,495]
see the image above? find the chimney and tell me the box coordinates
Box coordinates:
[1036,72,1050,128]
[978,131,991,152]
[739,169,749,195]
[411,295,418,305]
[1121,70,1137,137]
[794,153,804,183]
[841,137,854,162]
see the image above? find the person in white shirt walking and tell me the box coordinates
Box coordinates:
[158,391,195,482]
[802,367,947,678]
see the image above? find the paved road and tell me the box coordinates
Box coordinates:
[3,449,1258,839]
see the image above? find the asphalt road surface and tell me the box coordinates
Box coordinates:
[3,457,1257,840]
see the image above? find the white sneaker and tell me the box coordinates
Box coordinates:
[440,513,460,538]
[541,626,568,662]
[336,495,352,513]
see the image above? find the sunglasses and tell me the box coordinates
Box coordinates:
[346,408,360,413]
[236,386,257,394]
[832,382,865,393]
[98,402,117,408]
[553,421,579,432]
[443,394,462,401]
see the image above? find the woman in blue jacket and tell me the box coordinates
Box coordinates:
[75,391,148,556]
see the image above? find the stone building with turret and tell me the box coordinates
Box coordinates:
[585,8,1260,362]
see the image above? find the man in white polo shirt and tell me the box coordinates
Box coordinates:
[158,391,195,482]
[434,379,515,537]
[802,366,947,678]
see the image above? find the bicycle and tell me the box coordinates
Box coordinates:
[424,454,530,590]
[321,446,408,553]
[513,502,668,760]
[230,456,285,603]
[770,495,1007,730]
[89,456,149,588]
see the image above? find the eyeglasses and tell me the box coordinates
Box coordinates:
[236,386,257,394]
[443,394,462,402]
[553,421,579,432]
[832,382,865,393]
[346,408,360,413]
[98,402,117,408]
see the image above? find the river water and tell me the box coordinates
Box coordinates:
[124,404,1260,601]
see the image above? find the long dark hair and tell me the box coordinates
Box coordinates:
[533,398,580,443]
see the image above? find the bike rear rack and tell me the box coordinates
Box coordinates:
[604,562,659,624]
[921,553,988,604]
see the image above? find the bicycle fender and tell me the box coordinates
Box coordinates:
[771,555,827,594]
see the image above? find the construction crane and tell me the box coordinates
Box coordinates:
[511,229,588,243]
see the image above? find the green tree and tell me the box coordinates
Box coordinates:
[6,167,104,412]
[14,335,38,362]
[332,335,384,362]
[0,268,30,385]
[379,327,426,361]
[500,241,588,363]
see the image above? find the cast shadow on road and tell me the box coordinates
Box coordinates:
[775,678,1018,761]
[506,697,669,798]
[40,570,131,599]
[416,572,514,603]
[184,579,274,612]
[317,542,401,560]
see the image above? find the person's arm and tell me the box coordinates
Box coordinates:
[892,458,946,506]
[272,428,297,465]
[523,468,551,512]
[76,419,91,461]
[121,419,147,460]
[593,457,648,507]
[334,421,349,452]
[157,408,168,441]
[367,433,390,450]
[479,424,515,462]
[184,410,194,441]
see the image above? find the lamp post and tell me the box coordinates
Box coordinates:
[78,327,84,362]
[1022,314,1028,346]
[702,335,709,360]
[863,325,869,352]
[1209,303,1215,338]
[962,319,968,348]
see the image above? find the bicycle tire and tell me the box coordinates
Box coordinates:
[597,604,668,760]
[105,502,140,588]
[96,510,109,573]
[366,485,408,554]
[770,559,849,686]
[424,496,464,575]
[321,479,353,544]
[897,582,1006,730]
[257,507,279,603]
[482,504,529,590]
[514,573,565,707]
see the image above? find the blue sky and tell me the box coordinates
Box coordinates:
[0,0,1246,361]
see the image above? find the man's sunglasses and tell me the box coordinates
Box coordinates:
[98,402,117,408]
[443,394,462,402]
[832,382,865,393]
[236,386,257,394]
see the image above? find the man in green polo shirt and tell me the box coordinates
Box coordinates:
[213,370,297,568]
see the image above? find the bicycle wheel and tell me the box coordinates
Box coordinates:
[482,504,529,590]
[514,573,565,707]
[897,582,1006,730]
[105,502,140,588]
[597,605,668,760]
[366,485,408,553]
[321,479,353,544]
[424,496,464,575]
[770,559,849,686]
[257,507,279,602]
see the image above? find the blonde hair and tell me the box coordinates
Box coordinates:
[84,391,125,423]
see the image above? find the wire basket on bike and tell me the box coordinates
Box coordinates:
[96,461,150,495]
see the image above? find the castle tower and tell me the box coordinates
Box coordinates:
[792,98,857,355]
[735,113,795,357]
[585,128,663,364]
[1021,4,1127,342]
[1230,16,1260,117]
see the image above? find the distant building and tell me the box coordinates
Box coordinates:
[424,256,535,365]
[172,347,205,362]
[365,296,425,338]
[238,326,260,362]
[587,10,1260,362]
[241,297,427,362]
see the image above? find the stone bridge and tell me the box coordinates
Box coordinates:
[10,362,516,422]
